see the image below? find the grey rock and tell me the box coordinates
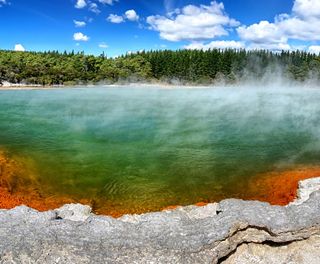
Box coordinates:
[0,178,319,263]
[221,235,320,264]
[55,203,92,222]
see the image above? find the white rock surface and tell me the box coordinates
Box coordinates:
[222,235,320,264]
[55,203,92,221]
[292,177,320,205]
[0,178,319,263]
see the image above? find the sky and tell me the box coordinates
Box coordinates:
[1,0,320,57]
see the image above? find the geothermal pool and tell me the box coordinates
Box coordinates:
[1,86,320,216]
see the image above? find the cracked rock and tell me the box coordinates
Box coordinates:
[0,177,319,263]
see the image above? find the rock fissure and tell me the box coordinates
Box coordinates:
[216,236,311,264]
[216,225,320,263]
[0,177,319,263]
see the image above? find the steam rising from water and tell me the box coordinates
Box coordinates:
[0,85,320,213]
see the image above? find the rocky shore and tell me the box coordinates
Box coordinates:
[0,177,319,263]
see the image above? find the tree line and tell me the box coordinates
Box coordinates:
[0,49,319,86]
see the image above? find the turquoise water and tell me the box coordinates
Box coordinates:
[0,86,320,214]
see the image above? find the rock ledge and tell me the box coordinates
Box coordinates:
[0,177,319,263]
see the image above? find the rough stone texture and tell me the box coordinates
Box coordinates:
[0,178,319,263]
[55,203,92,222]
[292,177,320,205]
[221,235,320,264]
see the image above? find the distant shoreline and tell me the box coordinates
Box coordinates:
[0,81,319,91]
[0,86,54,90]
[0,82,64,90]
[0,82,217,90]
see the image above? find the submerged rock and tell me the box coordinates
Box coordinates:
[0,177,319,263]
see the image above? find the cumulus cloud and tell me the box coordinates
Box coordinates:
[73,32,89,41]
[14,44,25,52]
[75,0,87,9]
[126,50,144,55]
[147,1,239,42]
[107,14,124,23]
[308,45,320,54]
[89,3,100,14]
[238,0,320,50]
[248,42,291,51]
[238,21,287,45]
[107,10,139,24]
[292,0,320,19]
[125,10,139,21]
[99,42,108,48]
[279,16,320,41]
[184,40,245,50]
[75,0,108,13]
[237,20,290,51]
[73,20,86,27]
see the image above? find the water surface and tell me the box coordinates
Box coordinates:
[0,86,320,214]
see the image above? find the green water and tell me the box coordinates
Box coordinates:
[1,86,320,213]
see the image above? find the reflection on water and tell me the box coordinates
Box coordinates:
[0,86,320,215]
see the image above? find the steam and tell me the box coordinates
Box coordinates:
[1,84,320,209]
[92,57,320,89]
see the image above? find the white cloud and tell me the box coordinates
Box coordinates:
[0,0,6,7]
[99,43,109,48]
[238,0,320,50]
[126,50,144,55]
[89,3,100,14]
[99,0,118,5]
[279,16,320,41]
[14,44,25,52]
[107,10,139,24]
[248,42,291,51]
[147,1,239,42]
[238,21,287,45]
[125,10,139,21]
[107,14,124,23]
[292,0,320,19]
[73,20,86,27]
[308,45,320,54]
[185,40,245,50]
[73,32,89,41]
[75,0,87,9]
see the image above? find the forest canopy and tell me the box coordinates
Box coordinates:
[0,49,319,86]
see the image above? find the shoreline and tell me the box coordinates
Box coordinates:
[1,151,320,262]
[0,84,63,90]
[1,80,319,91]
[1,149,320,217]
[0,177,319,263]
[0,83,221,90]
[1,148,320,217]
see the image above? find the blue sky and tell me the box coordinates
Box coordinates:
[1,0,320,56]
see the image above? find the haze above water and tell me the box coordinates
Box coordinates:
[1,85,320,214]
